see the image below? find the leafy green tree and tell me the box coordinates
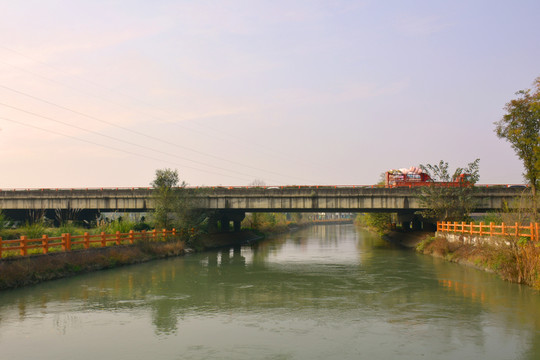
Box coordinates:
[356,212,392,235]
[151,168,208,235]
[151,168,183,229]
[494,77,540,219]
[417,159,480,222]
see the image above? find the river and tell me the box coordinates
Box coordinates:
[0,224,539,359]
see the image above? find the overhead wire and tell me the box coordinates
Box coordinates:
[0,83,316,183]
[0,116,259,183]
[0,101,287,184]
[0,45,323,181]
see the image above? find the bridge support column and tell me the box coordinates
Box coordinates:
[229,211,245,232]
[397,212,415,231]
[207,212,219,233]
[219,215,231,232]
[411,217,422,231]
[215,210,245,232]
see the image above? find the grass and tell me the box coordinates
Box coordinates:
[0,237,185,290]
[418,234,540,289]
[415,236,435,253]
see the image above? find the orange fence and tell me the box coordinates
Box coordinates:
[437,221,540,242]
[0,229,178,258]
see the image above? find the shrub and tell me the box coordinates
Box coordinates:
[20,221,49,239]
[416,236,435,253]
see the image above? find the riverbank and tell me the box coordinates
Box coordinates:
[0,226,293,291]
[414,233,540,289]
[360,226,540,289]
[0,239,186,290]
[383,230,430,248]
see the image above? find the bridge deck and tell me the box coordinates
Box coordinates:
[0,186,526,214]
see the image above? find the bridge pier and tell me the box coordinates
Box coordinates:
[397,212,425,231]
[208,210,245,233]
[397,212,413,231]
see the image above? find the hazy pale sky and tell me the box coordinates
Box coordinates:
[1,0,539,188]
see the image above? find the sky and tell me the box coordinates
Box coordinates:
[0,0,539,188]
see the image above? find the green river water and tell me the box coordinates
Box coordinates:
[0,224,539,359]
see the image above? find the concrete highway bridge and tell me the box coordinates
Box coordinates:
[0,185,528,230]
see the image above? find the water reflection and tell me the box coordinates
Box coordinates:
[1,224,540,359]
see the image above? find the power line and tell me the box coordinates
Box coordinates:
[0,116,260,183]
[0,46,323,180]
[0,102,288,183]
[0,83,316,183]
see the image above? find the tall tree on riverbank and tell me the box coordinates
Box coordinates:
[417,159,480,222]
[151,168,182,229]
[495,77,540,220]
[151,168,208,235]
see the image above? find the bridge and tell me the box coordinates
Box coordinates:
[0,185,527,230]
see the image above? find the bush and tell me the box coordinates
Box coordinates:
[416,236,435,252]
[101,219,138,234]
[20,221,49,239]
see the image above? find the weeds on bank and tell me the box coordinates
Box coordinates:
[416,236,435,253]
[418,234,540,289]
[0,238,185,290]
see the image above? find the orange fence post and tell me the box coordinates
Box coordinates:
[470,222,474,235]
[42,234,49,254]
[479,222,484,236]
[489,222,494,237]
[65,233,71,251]
[0,236,2,258]
[162,228,167,241]
[84,232,90,249]
[501,222,506,237]
[536,223,539,242]
[129,230,134,244]
[453,221,457,233]
[461,222,465,234]
[172,228,177,236]
[529,222,534,241]
[152,229,157,241]
[515,222,519,238]
[20,236,27,256]
[141,230,147,241]
[116,231,121,246]
[101,232,106,247]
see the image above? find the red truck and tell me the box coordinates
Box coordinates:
[385,167,471,188]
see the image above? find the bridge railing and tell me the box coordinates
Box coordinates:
[437,221,539,241]
[0,229,179,259]
[0,183,527,192]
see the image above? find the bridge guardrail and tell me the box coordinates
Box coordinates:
[0,184,528,192]
[437,221,539,241]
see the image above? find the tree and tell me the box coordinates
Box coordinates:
[494,77,540,219]
[417,159,480,222]
[151,168,208,235]
[151,168,182,229]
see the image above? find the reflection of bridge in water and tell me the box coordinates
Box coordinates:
[0,186,525,229]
